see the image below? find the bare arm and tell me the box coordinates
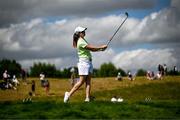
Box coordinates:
[85,44,107,52]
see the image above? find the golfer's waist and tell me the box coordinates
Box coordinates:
[79,57,92,62]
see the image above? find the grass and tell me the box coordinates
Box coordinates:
[0,76,180,119]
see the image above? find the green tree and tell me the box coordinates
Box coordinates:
[0,59,22,79]
[136,69,146,76]
[30,62,56,77]
[99,62,117,77]
[61,68,71,78]
[117,68,127,76]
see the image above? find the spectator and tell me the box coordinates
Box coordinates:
[158,64,164,76]
[156,72,162,80]
[2,70,17,90]
[163,64,167,76]
[151,71,155,80]
[116,72,122,81]
[3,70,9,84]
[39,72,45,87]
[12,75,20,86]
[127,71,135,81]
[44,80,50,96]
[21,69,27,82]
[3,70,11,89]
[31,80,36,96]
[158,64,161,73]
[70,67,76,87]
[174,66,178,75]
[146,71,151,80]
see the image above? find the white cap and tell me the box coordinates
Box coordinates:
[111,97,117,103]
[117,98,123,102]
[74,26,87,33]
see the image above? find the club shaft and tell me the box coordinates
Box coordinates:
[107,14,128,46]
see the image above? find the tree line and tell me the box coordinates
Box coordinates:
[0,59,179,79]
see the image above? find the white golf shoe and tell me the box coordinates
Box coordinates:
[117,98,123,102]
[64,92,69,103]
[84,98,90,102]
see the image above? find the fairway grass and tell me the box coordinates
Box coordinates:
[0,100,180,119]
[0,76,180,119]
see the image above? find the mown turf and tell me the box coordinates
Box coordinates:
[0,76,180,119]
[0,100,180,119]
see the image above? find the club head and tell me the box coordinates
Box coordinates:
[125,12,129,17]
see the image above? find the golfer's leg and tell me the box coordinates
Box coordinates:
[85,74,91,99]
[68,75,86,97]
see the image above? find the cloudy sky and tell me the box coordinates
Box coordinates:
[0,0,180,72]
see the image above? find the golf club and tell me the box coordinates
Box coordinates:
[106,12,128,46]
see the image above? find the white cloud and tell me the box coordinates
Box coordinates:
[112,49,177,71]
[123,7,180,44]
[0,2,180,70]
[92,48,116,68]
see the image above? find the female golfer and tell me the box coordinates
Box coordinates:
[64,26,107,103]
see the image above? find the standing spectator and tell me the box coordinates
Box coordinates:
[163,64,167,76]
[174,66,178,75]
[31,80,36,96]
[3,70,9,84]
[161,65,165,76]
[70,67,76,87]
[39,72,45,87]
[21,69,27,82]
[3,70,10,88]
[158,64,164,76]
[44,80,50,96]
[158,64,162,74]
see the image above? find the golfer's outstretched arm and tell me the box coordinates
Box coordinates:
[85,44,107,52]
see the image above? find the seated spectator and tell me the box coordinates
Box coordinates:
[151,71,155,80]
[0,82,7,90]
[2,70,16,90]
[156,72,162,80]
[146,71,156,80]
[146,71,151,80]
[127,72,135,81]
[12,75,20,86]
[116,72,122,81]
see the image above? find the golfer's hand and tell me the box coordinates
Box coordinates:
[100,45,107,51]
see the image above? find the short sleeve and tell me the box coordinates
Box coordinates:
[79,39,88,48]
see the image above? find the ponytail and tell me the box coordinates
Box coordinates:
[73,33,80,48]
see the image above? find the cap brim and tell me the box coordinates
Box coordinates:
[84,28,87,31]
